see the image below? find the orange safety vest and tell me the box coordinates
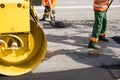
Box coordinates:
[94,0,109,11]
[42,0,57,10]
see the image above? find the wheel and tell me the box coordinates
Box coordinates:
[0,20,47,76]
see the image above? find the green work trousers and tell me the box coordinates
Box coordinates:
[89,10,107,46]
[43,6,56,20]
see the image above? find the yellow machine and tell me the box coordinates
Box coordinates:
[0,0,46,76]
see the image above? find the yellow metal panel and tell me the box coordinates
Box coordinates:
[0,0,30,33]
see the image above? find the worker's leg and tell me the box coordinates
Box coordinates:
[50,10,56,21]
[99,12,109,42]
[88,10,104,49]
[40,6,50,21]
[50,0,56,21]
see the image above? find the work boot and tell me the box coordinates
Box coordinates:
[99,37,109,42]
[88,41,101,50]
[39,17,46,21]
[88,45,102,50]
[50,16,55,21]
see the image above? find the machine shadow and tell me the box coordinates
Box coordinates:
[0,63,120,80]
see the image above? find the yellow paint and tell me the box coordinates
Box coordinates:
[0,0,30,33]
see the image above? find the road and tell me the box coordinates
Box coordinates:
[0,0,120,80]
[35,0,120,20]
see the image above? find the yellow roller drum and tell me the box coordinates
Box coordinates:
[0,20,47,76]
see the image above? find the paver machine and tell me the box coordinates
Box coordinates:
[0,0,46,76]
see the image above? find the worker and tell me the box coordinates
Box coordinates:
[88,0,111,49]
[39,0,57,21]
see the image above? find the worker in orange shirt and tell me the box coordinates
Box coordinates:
[88,0,112,49]
[40,0,57,21]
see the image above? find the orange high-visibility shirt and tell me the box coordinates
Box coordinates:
[42,0,57,10]
[94,0,109,11]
